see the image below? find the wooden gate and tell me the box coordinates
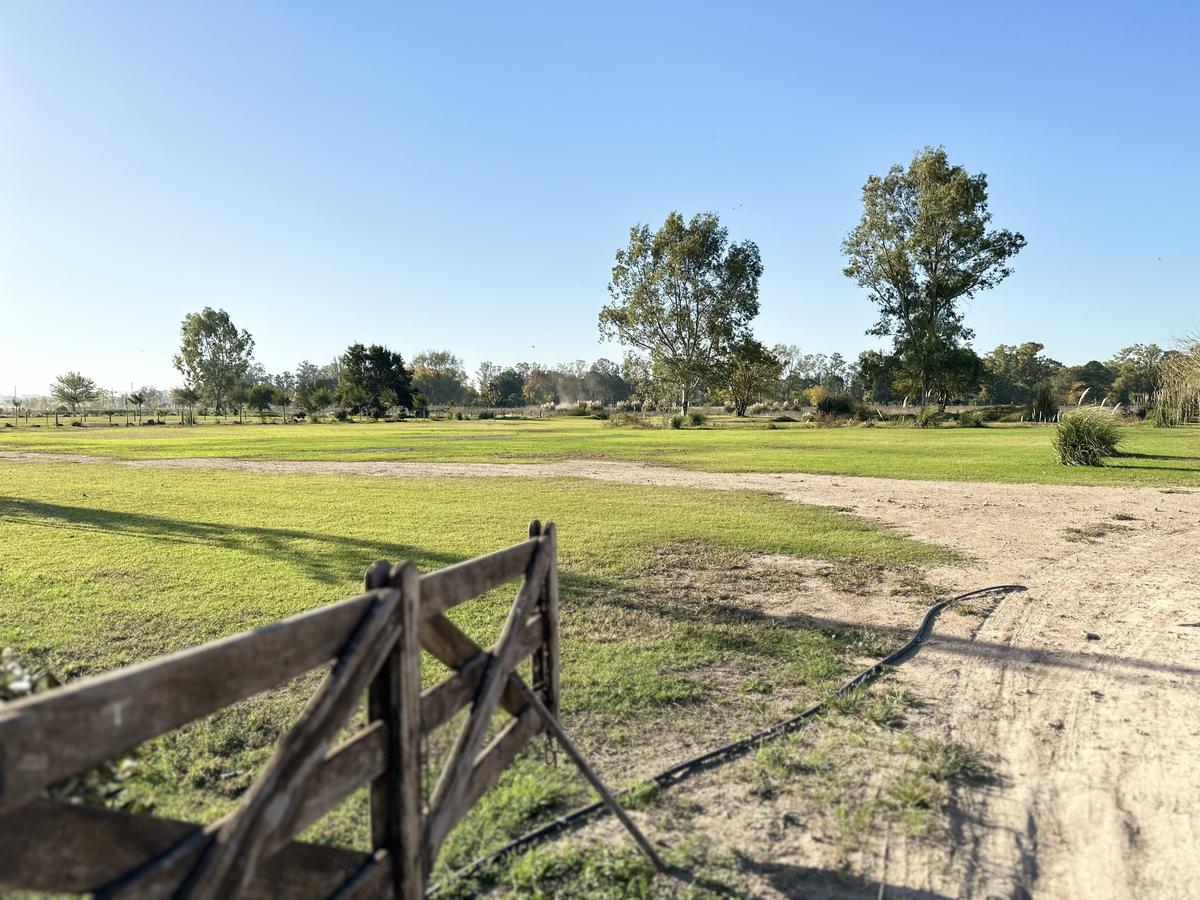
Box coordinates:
[0,521,660,898]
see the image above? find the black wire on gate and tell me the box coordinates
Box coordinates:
[433,583,1026,893]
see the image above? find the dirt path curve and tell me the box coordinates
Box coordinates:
[4,451,1198,897]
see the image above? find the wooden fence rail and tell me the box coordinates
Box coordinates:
[0,521,659,898]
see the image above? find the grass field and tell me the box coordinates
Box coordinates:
[0,458,952,890]
[3,414,1190,894]
[3,416,1200,485]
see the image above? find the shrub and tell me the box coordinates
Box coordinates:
[1031,383,1057,422]
[913,408,941,428]
[604,413,655,429]
[957,409,986,428]
[687,411,707,427]
[669,415,684,429]
[748,403,770,416]
[1149,404,1178,428]
[1052,408,1122,466]
[477,410,495,420]
[805,385,830,408]
[816,394,854,416]
[333,408,350,422]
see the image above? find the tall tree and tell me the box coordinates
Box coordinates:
[336,343,413,417]
[412,350,471,405]
[583,358,632,405]
[172,308,255,415]
[982,342,1062,404]
[1109,343,1164,404]
[600,211,763,412]
[842,147,1025,408]
[722,337,783,415]
[51,371,98,418]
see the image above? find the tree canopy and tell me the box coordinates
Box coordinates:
[600,211,762,411]
[722,337,783,415]
[172,308,255,414]
[842,147,1025,408]
[51,371,98,414]
[336,343,413,417]
[412,350,472,405]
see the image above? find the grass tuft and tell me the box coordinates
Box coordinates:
[1052,408,1122,466]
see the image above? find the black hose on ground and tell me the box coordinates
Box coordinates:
[434,583,1026,892]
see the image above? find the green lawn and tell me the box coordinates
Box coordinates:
[3,416,1199,485]
[0,459,949,885]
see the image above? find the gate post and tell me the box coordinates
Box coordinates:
[530,521,561,718]
[366,560,424,898]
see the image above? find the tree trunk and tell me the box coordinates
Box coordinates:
[680,386,689,414]
[920,371,930,412]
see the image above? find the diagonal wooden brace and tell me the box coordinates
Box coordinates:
[176,585,406,900]
[422,535,552,868]
[415,576,666,875]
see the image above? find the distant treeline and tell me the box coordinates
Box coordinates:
[9,333,1174,422]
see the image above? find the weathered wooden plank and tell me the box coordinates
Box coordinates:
[88,724,386,898]
[367,561,423,900]
[178,588,404,899]
[417,538,537,618]
[0,591,378,815]
[328,849,394,900]
[283,721,387,846]
[393,563,424,900]
[531,522,561,718]
[0,799,370,897]
[419,613,543,732]
[423,541,551,866]
[444,705,542,838]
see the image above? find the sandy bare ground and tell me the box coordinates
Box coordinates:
[4,451,1198,898]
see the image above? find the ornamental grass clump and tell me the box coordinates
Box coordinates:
[1052,408,1122,466]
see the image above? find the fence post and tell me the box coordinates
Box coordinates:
[366,560,424,898]
[530,522,561,719]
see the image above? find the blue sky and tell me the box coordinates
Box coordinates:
[2,1,1197,395]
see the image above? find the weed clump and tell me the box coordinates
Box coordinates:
[1052,408,1122,466]
[957,409,986,428]
[603,412,655,428]
[912,408,941,428]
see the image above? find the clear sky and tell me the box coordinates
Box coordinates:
[2,1,1197,396]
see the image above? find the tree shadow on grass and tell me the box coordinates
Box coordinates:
[1115,451,1200,462]
[0,496,472,586]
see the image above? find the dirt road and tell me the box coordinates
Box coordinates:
[4,451,1197,897]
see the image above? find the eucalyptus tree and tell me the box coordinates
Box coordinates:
[843,147,1025,409]
[172,308,255,415]
[412,350,471,405]
[600,211,763,412]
